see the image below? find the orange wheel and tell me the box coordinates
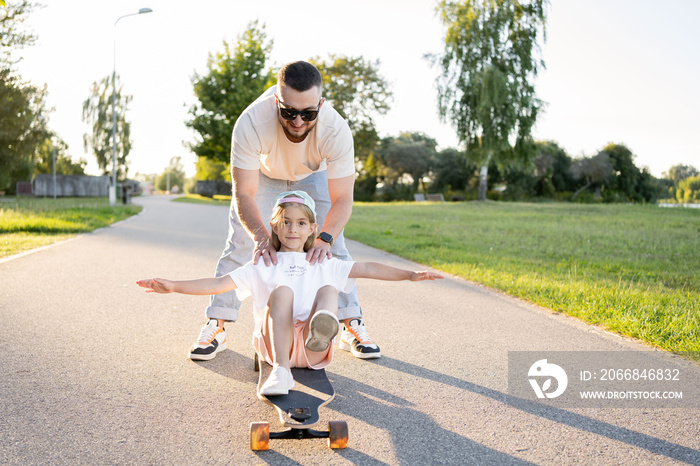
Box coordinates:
[250,422,270,450]
[328,421,349,449]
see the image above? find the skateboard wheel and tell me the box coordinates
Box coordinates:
[328,421,349,449]
[250,422,270,450]
[254,353,260,372]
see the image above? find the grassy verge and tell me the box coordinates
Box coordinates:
[0,197,142,258]
[345,202,699,353]
[173,194,232,205]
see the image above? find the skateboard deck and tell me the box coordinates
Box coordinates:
[256,358,334,427]
[250,353,348,450]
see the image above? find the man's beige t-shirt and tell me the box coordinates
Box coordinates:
[231,86,355,181]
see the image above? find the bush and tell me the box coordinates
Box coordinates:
[678,175,700,203]
[571,190,599,203]
[376,182,414,201]
[354,175,377,202]
[184,177,197,195]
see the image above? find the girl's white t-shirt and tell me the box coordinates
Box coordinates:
[227,252,356,330]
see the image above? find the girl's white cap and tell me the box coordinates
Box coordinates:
[275,190,316,218]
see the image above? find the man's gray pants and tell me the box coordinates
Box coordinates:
[205,171,362,323]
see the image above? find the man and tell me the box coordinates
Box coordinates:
[189,61,381,361]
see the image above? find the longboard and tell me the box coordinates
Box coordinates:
[250,353,348,450]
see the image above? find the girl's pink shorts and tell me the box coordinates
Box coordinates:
[253,318,334,370]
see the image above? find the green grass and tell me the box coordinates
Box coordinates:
[0,197,142,258]
[173,194,232,205]
[345,202,700,353]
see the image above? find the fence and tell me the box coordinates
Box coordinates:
[33,175,110,197]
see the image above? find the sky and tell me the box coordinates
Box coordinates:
[12,0,700,179]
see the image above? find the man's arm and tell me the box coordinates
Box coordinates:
[232,167,277,265]
[306,174,355,265]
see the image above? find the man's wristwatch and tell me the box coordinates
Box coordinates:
[318,232,334,246]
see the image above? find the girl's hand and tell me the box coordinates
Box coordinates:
[411,271,444,281]
[136,278,174,293]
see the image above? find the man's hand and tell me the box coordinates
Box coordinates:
[306,238,332,265]
[305,174,354,266]
[232,167,278,267]
[253,235,278,266]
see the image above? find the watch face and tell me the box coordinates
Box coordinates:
[320,232,333,244]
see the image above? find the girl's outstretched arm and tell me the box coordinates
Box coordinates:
[349,262,444,281]
[136,275,236,295]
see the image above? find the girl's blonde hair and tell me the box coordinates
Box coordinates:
[269,197,317,251]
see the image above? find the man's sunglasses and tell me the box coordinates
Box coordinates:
[277,99,322,122]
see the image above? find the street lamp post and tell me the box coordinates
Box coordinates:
[52,144,56,200]
[110,7,153,206]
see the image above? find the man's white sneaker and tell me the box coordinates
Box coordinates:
[260,365,295,396]
[305,310,340,352]
[339,318,381,359]
[188,319,226,361]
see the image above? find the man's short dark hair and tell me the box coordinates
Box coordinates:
[278,61,322,92]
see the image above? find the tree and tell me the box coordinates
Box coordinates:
[186,21,275,165]
[663,164,698,184]
[156,156,186,192]
[0,0,49,193]
[310,55,392,163]
[677,175,700,203]
[354,152,383,201]
[310,55,393,199]
[0,0,38,66]
[636,168,662,204]
[195,156,229,181]
[33,136,87,175]
[311,56,391,171]
[0,68,47,192]
[599,143,642,202]
[377,132,437,192]
[430,0,548,200]
[570,152,613,201]
[429,147,475,192]
[533,141,574,193]
[82,75,132,179]
[311,55,391,132]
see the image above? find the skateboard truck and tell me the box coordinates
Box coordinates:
[288,407,311,422]
[251,421,349,450]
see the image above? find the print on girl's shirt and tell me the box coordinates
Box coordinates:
[285,264,308,277]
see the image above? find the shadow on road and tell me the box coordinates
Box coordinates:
[189,348,259,384]
[327,371,537,465]
[194,349,534,464]
[190,349,699,464]
[368,356,700,465]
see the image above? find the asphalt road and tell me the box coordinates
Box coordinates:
[1,195,699,465]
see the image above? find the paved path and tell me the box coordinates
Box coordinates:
[1,195,699,465]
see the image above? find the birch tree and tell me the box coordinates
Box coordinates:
[430,0,548,200]
[82,75,132,179]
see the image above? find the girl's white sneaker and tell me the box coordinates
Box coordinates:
[305,310,340,352]
[260,365,295,396]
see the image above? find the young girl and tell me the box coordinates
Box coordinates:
[137,191,443,395]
